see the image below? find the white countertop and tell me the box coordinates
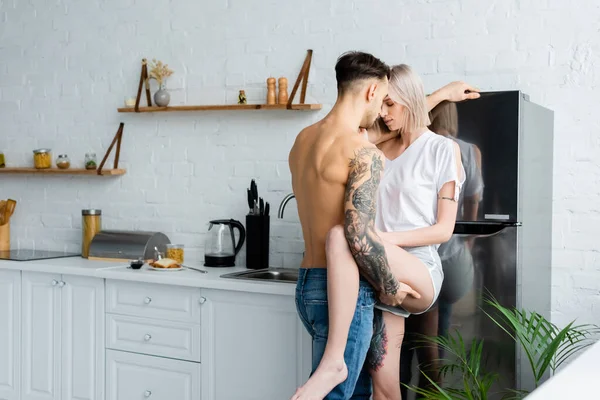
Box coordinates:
[0,257,296,296]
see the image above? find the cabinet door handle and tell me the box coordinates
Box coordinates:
[144,297,152,304]
[198,296,206,304]
[144,390,152,397]
[58,281,66,287]
[144,334,152,341]
[51,280,58,286]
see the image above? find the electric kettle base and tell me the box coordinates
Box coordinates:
[204,254,237,267]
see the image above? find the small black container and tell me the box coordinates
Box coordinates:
[245,214,270,270]
[129,259,144,269]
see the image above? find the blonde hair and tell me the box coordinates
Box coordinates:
[429,101,458,137]
[388,64,431,134]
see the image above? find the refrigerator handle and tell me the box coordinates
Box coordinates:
[453,222,519,236]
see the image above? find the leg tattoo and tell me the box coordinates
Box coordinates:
[367,309,388,371]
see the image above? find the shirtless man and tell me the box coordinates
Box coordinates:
[289,51,400,399]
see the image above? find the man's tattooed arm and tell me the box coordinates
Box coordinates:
[344,146,399,296]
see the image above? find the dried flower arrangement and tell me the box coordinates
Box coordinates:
[148,59,174,87]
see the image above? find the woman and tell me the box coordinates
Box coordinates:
[292,65,469,400]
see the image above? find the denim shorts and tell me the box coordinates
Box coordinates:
[295,267,377,399]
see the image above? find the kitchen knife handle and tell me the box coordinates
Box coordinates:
[247,189,254,213]
[251,179,258,202]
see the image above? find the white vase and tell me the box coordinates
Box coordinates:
[154,84,170,107]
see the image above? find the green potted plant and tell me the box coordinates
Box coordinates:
[406,296,600,399]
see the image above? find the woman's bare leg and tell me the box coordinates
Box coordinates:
[369,240,439,400]
[291,225,358,400]
[379,238,437,313]
[370,311,405,400]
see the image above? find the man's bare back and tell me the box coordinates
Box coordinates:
[289,118,376,268]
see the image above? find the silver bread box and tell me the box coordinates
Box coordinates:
[87,230,170,262]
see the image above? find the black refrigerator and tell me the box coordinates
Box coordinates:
[401,91,554,399]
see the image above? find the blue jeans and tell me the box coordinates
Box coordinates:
[295,268,376,399]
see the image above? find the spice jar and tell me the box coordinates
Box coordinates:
[33,149,52,169]
[0,152,5,168]
[81,209,102,258]
[165,244,185,264]
[124,97,136,107]
[56,154,71,169]
[85,153,97,170]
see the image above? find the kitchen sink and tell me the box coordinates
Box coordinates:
[220,268,299,284]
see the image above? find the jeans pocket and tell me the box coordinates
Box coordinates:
[295,291,314,336]
[300,287,328,303]
[304,301,329,340]
[357,287,376,310]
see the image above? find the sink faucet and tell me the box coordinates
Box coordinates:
[278,193,296,219]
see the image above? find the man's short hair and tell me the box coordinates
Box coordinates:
[335,51,390,95]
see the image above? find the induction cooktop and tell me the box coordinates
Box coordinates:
[0,249,80,261]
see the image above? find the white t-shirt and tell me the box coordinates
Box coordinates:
[375,130,465,255]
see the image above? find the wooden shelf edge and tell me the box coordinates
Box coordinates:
[0,168,126,176]
[117,103,322,113]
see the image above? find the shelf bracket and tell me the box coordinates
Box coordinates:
[134,59,153,112]
[286,50,313,109]
[97,123,124,175]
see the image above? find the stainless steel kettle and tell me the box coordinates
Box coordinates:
[204,219,246,267]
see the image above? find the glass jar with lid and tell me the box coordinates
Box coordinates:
[56,154,71,169]
[81,209,102,258]
[85,153,97,170]
[33,149,52,169]
[165,244,185,264]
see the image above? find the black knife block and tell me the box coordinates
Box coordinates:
[245,214,270,270]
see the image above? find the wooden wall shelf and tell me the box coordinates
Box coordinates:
[117,103,322,113]
[0,168,126,176]
[126,50,319,114]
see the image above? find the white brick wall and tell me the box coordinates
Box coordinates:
[1,0,599,327]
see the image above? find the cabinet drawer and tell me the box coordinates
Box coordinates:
[106,280,201,323]
[106,314,201,362]
[106,350,200,400]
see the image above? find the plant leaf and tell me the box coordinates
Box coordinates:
[421,372,456,400]
[483,295,600,387]
[534,322,573,380]
[403,381,455,400]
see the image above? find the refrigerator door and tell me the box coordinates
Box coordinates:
[400,223,518,400]
[429,91,521,223]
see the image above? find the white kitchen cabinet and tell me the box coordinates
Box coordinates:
[200,289,311,400]
[61,275,105,400]
[106,314,201,362]
[22,272,61,400]
[0,270,21,400]
[106,350,200,400]
[106,280,200,323]
[22,272,104,400]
